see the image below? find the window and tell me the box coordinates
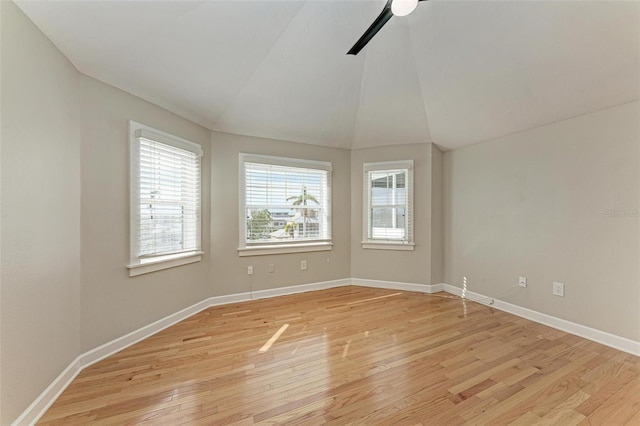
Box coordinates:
[128,121,203,276]
[363,160,414,250]
[239,154,332,256]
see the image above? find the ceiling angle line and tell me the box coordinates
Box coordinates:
[347,0,427,56]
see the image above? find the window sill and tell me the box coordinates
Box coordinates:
[127,251,204,277]
[238,242,333,257]
[361,241,415,251]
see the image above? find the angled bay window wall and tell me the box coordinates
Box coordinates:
[239,154,332,256]
[363,160,414,250]
[128,121,203,276]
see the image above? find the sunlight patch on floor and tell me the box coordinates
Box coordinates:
[259,324,289,353]
[347,292,402,305]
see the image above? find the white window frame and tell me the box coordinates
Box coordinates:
[362,160,415,251]
[127,121,204,276]
[239,153,333,256]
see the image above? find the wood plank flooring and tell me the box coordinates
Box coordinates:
[38,286,640,425]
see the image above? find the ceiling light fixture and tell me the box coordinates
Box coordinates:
[347,0,426,55]
[391,0,419,17]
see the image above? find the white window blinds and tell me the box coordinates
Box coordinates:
[241,154,331,246]
[131,127,202,260]
[364,161,413,244]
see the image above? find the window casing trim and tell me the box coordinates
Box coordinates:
[362,160,414,250]
[238,153,333,256]
[127,251,204,276]
[361,241,415,251]
[128,121,203,276]
[240,153,332,172]
[238,242,333,257]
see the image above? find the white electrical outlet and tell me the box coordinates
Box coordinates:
[268,264,275,273]
[247,266,253,275]
[518,276,527,288]
[301,260,307,270]
[553,282,565,297]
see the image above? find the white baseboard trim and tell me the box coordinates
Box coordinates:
[12,297,216,426]
[12,278,350,425]
[81,298,214,370]
[350,280,639,356]
[351,278,444,293]
[14,278,639,425]
[250,278,351,300]
[11,355,84,426]
[441,283,497,305]
[441,283,640,357]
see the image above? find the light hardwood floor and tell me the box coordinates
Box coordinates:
[38,286,640,425]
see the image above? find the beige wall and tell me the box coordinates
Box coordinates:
[1,2,81,423]
[210,132,351,296]
[2,0,639,422]
[444,101,640,341]
[429,144,445,284]
[1,4,214,420]
[350,144,432,284]
[79,75,212,351]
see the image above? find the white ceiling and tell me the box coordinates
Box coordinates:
[16,0,640,150]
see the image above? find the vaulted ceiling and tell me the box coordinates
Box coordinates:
[16,0,640,150]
